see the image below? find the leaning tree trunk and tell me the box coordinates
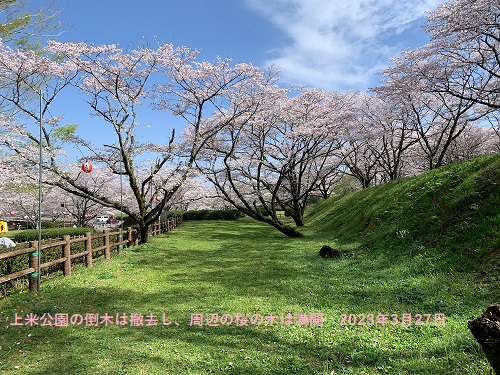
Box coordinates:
[270,221,303,238]
[241,208,304,238]
[468,305,500,374]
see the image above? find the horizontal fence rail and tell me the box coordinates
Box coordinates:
[0,217,182,294]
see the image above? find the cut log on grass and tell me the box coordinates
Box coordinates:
[468,305,500,374]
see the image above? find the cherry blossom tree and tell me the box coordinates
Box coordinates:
[339,140,380,188]
[0,40,268,242]
[359,93,419,181]
[194,73,306,237]
[196,84,350,235]
[161,173,222,211]
[424,0,500,110]
[314,169,345,199]
[53,166,121,226]
[0,160,55,228]
[336,93,381,188]
[442,123,499,163]
[270,88,349,226]
[375,47,486,170]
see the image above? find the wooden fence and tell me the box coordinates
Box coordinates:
[0,217,182,293]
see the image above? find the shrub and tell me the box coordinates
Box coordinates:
[183,209,244,221]
[42,221,66,229]
[164,210,183,219]
[10,227,94,243]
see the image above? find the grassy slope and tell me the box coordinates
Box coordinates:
[0,154,498,374]
[306,153,500,281]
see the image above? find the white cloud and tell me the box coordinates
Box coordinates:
[245,0,444,91]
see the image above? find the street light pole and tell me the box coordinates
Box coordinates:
[119,160,123,252]
[37,89,43,291]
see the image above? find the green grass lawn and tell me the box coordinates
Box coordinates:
[0,218,495,374]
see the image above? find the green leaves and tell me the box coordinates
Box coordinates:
[51,123,78,142]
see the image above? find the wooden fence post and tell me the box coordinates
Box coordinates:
[2,226,159,294]
[85,232,93,267]
[104,230,110,259]
[118,228,123,254]
[62,235,71,277]
[28,241,39,292]
[126,227,132,248]
[134,228,139,246]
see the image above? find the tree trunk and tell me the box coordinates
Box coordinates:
[138,224,150,244]
[273,223,303,238]
[468,305,500,374]
[291,213,304,227]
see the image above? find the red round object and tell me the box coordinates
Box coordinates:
[155,196,162,202]
[81,161,93,173]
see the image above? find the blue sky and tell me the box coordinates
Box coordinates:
[56,0,446,92]
[34,0,447,164]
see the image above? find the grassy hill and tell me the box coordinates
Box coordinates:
[305,153,500,284]
[0,154,499,374]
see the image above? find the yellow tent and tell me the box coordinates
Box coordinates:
[0,221,8,233]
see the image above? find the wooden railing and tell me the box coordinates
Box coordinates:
[0,217,182,294]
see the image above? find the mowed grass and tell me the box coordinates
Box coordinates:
[0,217,495,374]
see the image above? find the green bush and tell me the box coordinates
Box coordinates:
[8,221,66,230]
[183,209,244,221]
[10,227,94,243]
[42,221,66,229]
[165,210,183,218]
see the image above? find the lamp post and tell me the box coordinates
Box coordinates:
[120,160,123,251]
[35,89,43,291]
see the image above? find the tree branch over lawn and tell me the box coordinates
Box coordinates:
[0,40,269,242]
[196,85,351,237]
[424,0,500,110]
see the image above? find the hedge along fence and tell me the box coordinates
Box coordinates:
[182,209,245,221]
[0,217,182,296]
[10,227,95,243]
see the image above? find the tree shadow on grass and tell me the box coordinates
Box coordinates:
[1,256,491,375]
[1,287,332,374]
[124,221,481,317]
[3,296,487,375]
[1,219,492,374]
